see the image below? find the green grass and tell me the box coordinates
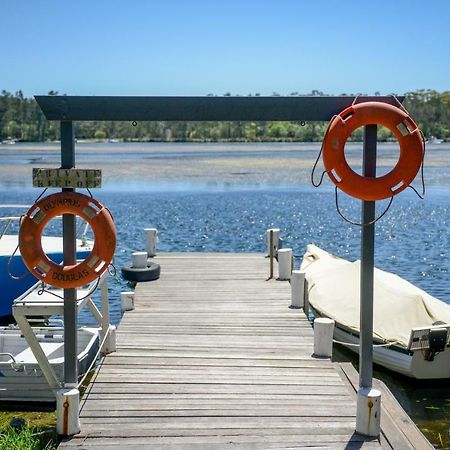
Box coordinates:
[0,411,56,450]
[0,427,55,450]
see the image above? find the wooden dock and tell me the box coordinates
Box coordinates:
[60,253,431,449]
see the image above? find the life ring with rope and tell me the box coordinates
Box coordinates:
[322,101,424,201]
[19,192,116,288]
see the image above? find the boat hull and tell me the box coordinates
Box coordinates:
[329,317,450,379]
[0,236,91,318]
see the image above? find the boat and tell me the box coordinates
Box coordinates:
[0,326,99,402]
[300,245,450,379]
[0,270,113,402]
[426,136,443,144]
[0,210,93,321]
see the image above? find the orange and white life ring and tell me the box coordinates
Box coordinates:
[322,101,424,201]
[19,192,116,288]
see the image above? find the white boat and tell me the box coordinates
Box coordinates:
[0,326,99,402]
[426,136,443,144]
[301,245,450,379]
[0,271,114,402]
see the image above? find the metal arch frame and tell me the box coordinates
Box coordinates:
[35,94,404,423]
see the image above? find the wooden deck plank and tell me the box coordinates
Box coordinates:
[82,383,352,396]
[100,357,332,367]
[59,253,425,449]
[62,433,383,449]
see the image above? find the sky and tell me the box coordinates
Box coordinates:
[1,0,449,97]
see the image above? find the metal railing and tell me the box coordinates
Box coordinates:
[11,271,114,391]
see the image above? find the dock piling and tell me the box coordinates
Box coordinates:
[313,317,335,358]
[103,325,117,354]
[290,270,305,309]
[132,251,148,268]
[278,248,293,280]
[56,388,80,436]
[266,228,280,256]
[121,291,135,313]
[144,228,158,257]
[356,387,382,437]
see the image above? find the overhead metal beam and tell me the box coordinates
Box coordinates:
[34,96,404,122]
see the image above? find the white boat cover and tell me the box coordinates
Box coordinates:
[300,245,450,349]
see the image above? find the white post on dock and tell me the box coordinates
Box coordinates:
[277,248,293,280]
[56,388,80,436]
[144,228,158,257]
[290,270,305,309]
[313,318,334,358]
[132,251,148,268]
[121,291,135,313]
[101,275,116,354]
[356,387,382,437]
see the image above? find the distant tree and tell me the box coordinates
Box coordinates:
[94,130,107,139]
[0,89,448,142]
[268,122,288,138]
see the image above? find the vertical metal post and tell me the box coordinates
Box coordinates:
[269,230,274,279]
[359,124,377,389]
[61,121,78,387]
[101,276,110,334]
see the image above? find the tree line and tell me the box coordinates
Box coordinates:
[0,89,448,142]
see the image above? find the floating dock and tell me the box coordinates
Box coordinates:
[60,253,431,449]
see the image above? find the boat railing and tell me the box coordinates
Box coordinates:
[0,214,92,245]
[408,323,450,352]
[0,352,20,369]
[0,350,39,374]
[0,216,21,239]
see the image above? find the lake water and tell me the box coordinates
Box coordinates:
[0,142,449,446]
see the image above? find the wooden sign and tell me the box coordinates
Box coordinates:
[32,168,102,188]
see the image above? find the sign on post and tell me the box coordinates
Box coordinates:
[32,168,102,188]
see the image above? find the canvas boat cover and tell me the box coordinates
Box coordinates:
[300,245,450,349]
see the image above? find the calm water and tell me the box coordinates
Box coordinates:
[0,142,449,446]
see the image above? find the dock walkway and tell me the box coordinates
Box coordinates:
[60,253,430,449]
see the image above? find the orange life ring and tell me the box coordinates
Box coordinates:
[19,192,116,289]
[322,101,424,201]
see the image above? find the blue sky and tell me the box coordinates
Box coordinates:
[1,0,449,97]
